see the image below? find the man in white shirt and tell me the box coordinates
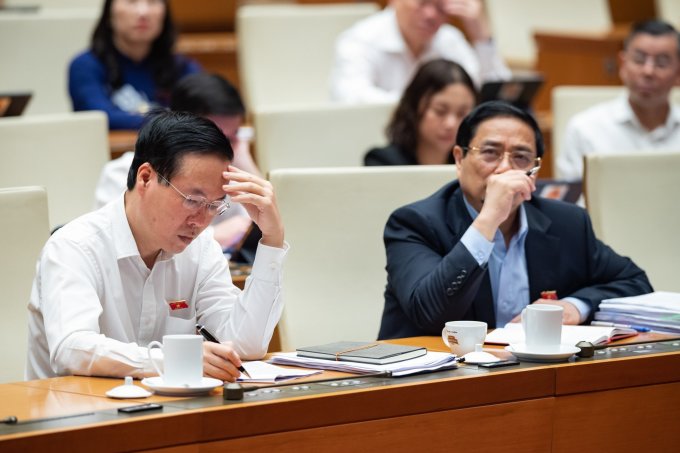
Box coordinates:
[95,73,258,250]
[329,0,510,103]
[27,111,287,381]
[558,20,680,181]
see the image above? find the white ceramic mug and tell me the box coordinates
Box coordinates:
[441,321,487,356]
[148,334,203,386]
[521,304,563,352]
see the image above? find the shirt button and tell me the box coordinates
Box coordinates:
[446,288,455,296]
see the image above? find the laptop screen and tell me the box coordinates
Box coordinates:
[536,179,583,204]
[479,75,544,110]
[0,92,32,117]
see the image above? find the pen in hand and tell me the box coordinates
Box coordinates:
[195,324,252,379]
[526,165,540,177]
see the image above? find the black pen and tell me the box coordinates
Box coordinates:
[196,324,252,379]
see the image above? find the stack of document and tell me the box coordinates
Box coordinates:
[485,323,637,346]
[238,361,322,383]
[595,291,680,333]
[270,351,457,377]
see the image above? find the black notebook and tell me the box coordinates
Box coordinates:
[296,341,427,365]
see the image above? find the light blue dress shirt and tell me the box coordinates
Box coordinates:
[459,197,589,326]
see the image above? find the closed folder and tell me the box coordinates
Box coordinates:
[296,341,426,365]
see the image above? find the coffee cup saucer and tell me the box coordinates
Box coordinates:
[141,376,223,396]
[505,343,580,363]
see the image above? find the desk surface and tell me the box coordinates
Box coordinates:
[2,334,679,452]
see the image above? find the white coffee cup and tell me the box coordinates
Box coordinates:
[521,304,563,352]
[148,334,203,386]
[441,320,487,356]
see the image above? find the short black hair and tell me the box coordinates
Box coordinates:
[456,101,544,158]
[126,110,233,190]
[387,59,477,155]
[624,20,680,57]
[170,73,246,117]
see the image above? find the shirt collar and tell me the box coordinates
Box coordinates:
[617,92,680,131]
[668,103,680,128]
[111,193,180,264]
[377,7,410,53]
[613,94,637,125]
[111,193,142,260]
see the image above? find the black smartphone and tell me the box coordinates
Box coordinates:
[118,403,163,413]
[477,360,520,368]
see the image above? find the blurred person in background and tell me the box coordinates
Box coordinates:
[330,0,509,103]
[558,20,680,181]
[69,0,201,130]
[365,59,477,165]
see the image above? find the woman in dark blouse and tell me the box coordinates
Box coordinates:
[69,0,200,130]
[365,59,477,166]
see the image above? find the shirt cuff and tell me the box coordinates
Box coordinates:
[460,225,494,266]
[563,297,591,324]
[249,240,289,283]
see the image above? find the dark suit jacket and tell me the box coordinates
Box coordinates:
[378,181,653,339]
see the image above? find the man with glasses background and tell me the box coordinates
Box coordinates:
[378,101,652,339]
[558,20,680,181]
[27,111,287,381]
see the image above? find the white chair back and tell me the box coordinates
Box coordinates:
[254,102,394,176]
[0,186,49,383]
[585,151,680,292]
[0,111,109,228]
[270,165,456,350]
[657,0,680,29]
[485,0,611,67]
[0,8,98,114]
[552,86,680,178]
[236,3,379,111]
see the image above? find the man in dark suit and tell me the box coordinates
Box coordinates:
[378,101,652,339]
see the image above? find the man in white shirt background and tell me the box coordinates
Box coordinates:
[27,111,287,382]
[329,0,510,103]
[558,20,680,181]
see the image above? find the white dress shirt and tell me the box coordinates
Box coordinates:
[27,195,287,379]
[558,95,680,180]
[329,7,511,103]
[460,199,590,325]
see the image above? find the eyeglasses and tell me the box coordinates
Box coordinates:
[463,146,541,172]
[157,173,230,216]
[627,50,675,70]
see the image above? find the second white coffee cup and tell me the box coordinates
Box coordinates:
[521,304,563,352]
[148,334,203,386]
[441,320,487,356]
